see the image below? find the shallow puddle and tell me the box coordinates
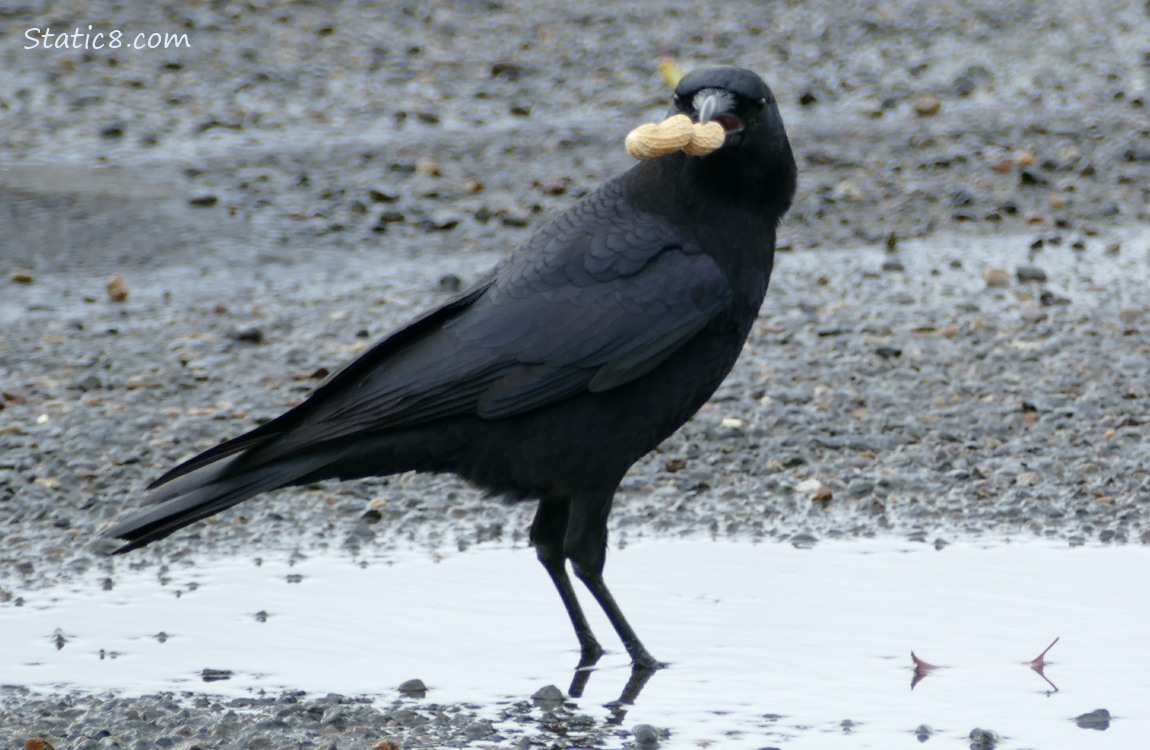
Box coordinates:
[2,539,1146,748]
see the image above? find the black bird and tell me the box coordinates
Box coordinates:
[104,65,796,670]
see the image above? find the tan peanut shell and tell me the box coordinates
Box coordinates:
[682,121,725,156]
[625,114,726,160]
[625,114,694,160]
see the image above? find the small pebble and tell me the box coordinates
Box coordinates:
[106,274,129,302]
[531,684,564,710]
[913,95,941,116]
[24,740,55,750]
[463,720,494,739]
[398,678,427,697]
[1019,169,1048,186]
[415,158,441,177]
[1015,265,1048,283]
[796,478,833,502]
[1075,708,1111,730]
[632,724,661,747]
[1016,471,1040,486]
[227,326,265,344]
[320,706,346,725]
[982,267,1009,287]
[369,188,399,203]
[1020,309,1048,324]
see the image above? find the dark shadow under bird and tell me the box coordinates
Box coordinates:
[104,65,797,671]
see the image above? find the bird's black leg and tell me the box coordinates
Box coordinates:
[530,500,604,667]
[565,493,663,671]
[574,566,662,670]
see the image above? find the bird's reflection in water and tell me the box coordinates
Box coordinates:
[566,651,660,726]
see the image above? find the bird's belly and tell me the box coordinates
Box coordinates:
[453,311,754,499]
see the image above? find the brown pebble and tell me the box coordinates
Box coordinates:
[796,478,832,502]
[1014,148,1036,167]
[913,95,941,116]
[10,269,34,284]
[990,158,1015,173]
[106,273,129,302]
[415,158,441,177]
[982,267,1009,287]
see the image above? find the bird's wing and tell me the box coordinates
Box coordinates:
[294,183,731,436]
[459,210,731,417]
[171,180,733,464]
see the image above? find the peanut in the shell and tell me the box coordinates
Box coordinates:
[625,114,726,160]
[682,121,725,156]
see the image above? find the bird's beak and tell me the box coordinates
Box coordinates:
[696,91,721,125]
[692,88,742,133]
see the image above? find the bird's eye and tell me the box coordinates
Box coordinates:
[757,97,768,109]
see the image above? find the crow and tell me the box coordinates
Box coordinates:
[103,65,797,670]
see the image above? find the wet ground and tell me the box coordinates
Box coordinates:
[3,0,1150,747]
[4,540,1149,748]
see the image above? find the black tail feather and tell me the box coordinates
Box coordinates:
[104,451,332,553]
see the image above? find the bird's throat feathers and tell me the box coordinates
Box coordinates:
[647,143,795,229]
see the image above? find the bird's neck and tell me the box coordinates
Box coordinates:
[647,149,794,226]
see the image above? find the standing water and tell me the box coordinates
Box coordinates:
[1,538,1145,747]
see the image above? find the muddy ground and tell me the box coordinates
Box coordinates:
[2,0,1149,747]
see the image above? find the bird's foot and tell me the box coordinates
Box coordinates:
[577,640,605,670]
[629,652,667,671]
[623,639,665,672]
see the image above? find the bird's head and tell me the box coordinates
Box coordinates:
[671,65,778,148]
[669,65,796,215]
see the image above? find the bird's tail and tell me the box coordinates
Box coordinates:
[102,449,334,554]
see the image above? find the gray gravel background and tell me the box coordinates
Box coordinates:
[2,0,1149,747]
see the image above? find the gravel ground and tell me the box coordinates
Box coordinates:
[2,0,1150,746]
